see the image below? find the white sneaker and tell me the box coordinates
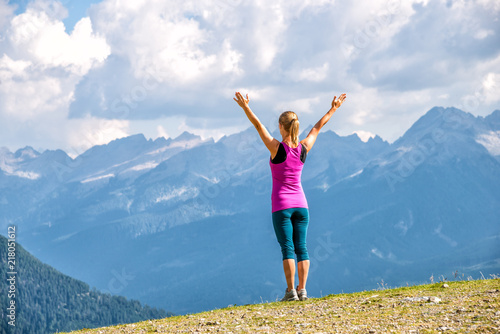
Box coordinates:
[280,288,299,301]
[297,288,308,301]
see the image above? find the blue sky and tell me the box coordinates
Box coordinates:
[9,0,100,29]
[0,0,499,155]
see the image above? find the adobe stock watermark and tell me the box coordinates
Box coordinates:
[178,108,282,222]
[101,267,136,295]
[6,225,17,327]
[109,67,163,121]
[384,127,448,192]
[177,131,263,222]
[213,0,244,11]
[384,82,489,192]
[51,63,165,183]
[342,0,402,61]
[269,231,340,300]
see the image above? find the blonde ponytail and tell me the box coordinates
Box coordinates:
[279,111,300,147]
[290,118,299,147]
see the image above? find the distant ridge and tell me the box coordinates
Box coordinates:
[0,107,499,315]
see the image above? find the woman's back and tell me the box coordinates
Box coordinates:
[270,142,308,213]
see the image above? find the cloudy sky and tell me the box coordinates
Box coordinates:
[1,0,499,155]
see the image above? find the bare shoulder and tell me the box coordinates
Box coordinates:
[270,137,281,150]
[300,138,311,153]
[266,137,279,159]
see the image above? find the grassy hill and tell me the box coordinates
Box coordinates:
[66,278,499,333]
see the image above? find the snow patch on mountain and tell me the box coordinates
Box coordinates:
[476,131,500,156]
[0,158,40,179]
[11,170,41,180]
[330,169,364,187]
[54,232,78,242]
[397,146,413,153]
[194,173,221,184]
[434,224,458,247]
[349,169,363,178]
[126,161,159,172]
[371,248,384,259]
[81,173,114,183]
[155,187,192,203]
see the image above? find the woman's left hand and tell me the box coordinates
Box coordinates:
[233,92,250,109]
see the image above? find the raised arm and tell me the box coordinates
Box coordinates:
[301,93,347,152]
[233,92,280,156]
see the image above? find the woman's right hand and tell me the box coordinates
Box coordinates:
[234,92,250,109]
[331,93,347,110]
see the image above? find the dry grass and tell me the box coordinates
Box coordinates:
[65,279,500,333]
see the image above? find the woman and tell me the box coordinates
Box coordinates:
[234,92,347,301]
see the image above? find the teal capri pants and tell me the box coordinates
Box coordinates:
[272,207,310,262]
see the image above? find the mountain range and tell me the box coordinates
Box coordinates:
[0,106,499,315]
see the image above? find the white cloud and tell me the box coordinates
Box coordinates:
[75,0,342,115]
[89,0,218,84]
[458,71,500,112]
[0,0,112,151]
[353,130,376,142]
[0,0,13,32]
[482,73,500,104]
[8,6,110,75]
[0,54,71,121]
[247,2,287,71]
[476,0,500,13]
[221,39,243,75]
[177,119,240,142]
[1,0,500,151]
[346,0,499,90]
[0,54,30,78]
[274,96,321,115]
[292,63,330,82]
[339,0,426,61]
[350,109,375,127]
[65,117,130,157]
[35,16,109,75]
[474,29,495,40]
[156,125,169,140]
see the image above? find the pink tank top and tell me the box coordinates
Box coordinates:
[269,142,308,212]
